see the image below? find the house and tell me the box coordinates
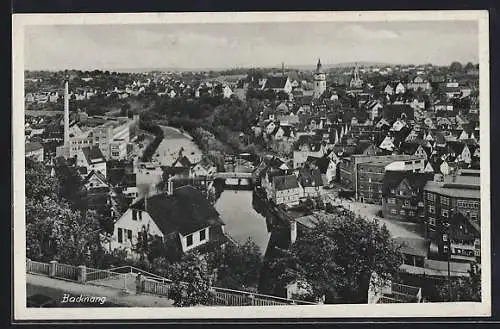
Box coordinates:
[110,186,228,256]
[384,84,395,95]
[76,146,107,178]
[406,76,431,92]
[269,175,301,207]
[395,82,406,94]
[191,158,217,177]
[262,76,293,95]
[272,123,296,141]
[366,100,383,120]
[297,167,324,199]
[447,141,472,164]
[379,136,395,152]
[399,142,428,160]
[308,155,338,185]
[382,104,414,121]
[25,142,44,162]
[82,170,112,214]
[223,85,233,98]
[381,171,433,221]
[434,100,454,112]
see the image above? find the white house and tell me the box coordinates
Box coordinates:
[110,186,227,257]
[395,82,406,94]
[270,175,301,207]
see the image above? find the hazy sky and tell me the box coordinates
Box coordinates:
[24,21,479,70]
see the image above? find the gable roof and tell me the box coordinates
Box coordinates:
[382,171,434,197]
[272,175,299,191]
[130,186,223,235]
[81,146,105,164]
[264,76,289,89]
[25,142,43,153]
[298,167,324,188]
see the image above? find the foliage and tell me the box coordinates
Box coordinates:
[207,238,262,290]
[168,253,214,307]
[265,211,403,303]
[25,158,111,266]
[435,264,481,302]
[139,118,164,162]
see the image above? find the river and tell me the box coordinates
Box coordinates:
[215,190,270,255]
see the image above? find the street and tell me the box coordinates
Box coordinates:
[323,192,426,241]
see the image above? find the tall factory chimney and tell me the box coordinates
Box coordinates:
[64,77,70,147]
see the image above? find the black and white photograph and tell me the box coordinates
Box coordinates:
[12,11,490,320]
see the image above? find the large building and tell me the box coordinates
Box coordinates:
[56,79,139,160]
[339,154,426,203]
[423,170,480,263]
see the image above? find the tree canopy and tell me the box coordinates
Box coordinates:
[263,211,403,303]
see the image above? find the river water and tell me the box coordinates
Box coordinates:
[215,190,270,255]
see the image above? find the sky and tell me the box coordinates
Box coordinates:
[24,21,479,71]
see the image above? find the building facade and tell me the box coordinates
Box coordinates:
[423,173,480,262]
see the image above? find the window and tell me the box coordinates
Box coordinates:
[409,211,415,217]
[443,234,448,242]
[443,245,449,253]
[127,229,132,241]
[426,193,436,202]
[200,229,206,241]
[428,205,435,214]
[391,209,397,214]
[404,200,410,207]
[118,228,123,243]
[429,217,436,226]
[132,210,137,221]
[138,211,142,221]
[442,210,449,218]
[454,248,462,255]
[400,210,406,215]
[441,197,449,206]
[186,234,193,247]
[388,198,396,204]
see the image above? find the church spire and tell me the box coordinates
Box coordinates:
[316,58,323,72]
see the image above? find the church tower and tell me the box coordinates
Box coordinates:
[349,63,363,89]
[313,58,326,99]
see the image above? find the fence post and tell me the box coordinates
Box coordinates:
[26,258,31,273]
[49,260,57,278]
[248,294,255,306]
[78,265,87,283]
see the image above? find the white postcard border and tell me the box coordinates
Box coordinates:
[12,10,491,320]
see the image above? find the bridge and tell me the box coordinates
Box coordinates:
[213,172,253,190]
[213,172,253,179]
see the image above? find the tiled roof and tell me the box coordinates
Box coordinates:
[81,146,105,164]
[130,185,223,235]
[272,175,299,191]
[25,142,43,153]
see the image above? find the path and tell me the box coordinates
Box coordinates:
[27,274,174,307]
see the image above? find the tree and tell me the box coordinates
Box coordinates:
[449,61,463,73]
[435,264,481,302]
[208,238,262,290]
[267,211,403,303]
[168,253,214,307]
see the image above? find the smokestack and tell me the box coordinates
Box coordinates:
[281,62,285,76]
[64,78,70,146]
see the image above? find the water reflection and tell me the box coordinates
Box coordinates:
[215,190,270,254]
